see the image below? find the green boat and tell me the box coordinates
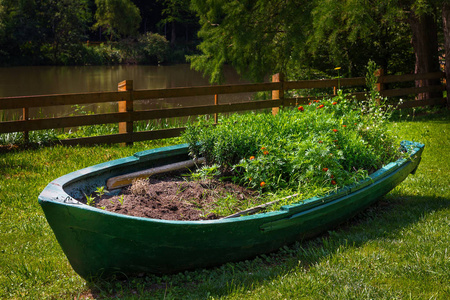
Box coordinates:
[38,140,424,279]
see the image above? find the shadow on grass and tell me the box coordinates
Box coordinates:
[81,193,450,299]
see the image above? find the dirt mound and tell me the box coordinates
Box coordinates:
[94,174,259,221]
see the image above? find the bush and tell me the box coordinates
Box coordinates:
[182,91,401,200]
[138,32,169,64]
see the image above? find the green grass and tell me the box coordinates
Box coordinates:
[0,108,449,299]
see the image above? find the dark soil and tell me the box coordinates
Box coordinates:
[93,173,259,221]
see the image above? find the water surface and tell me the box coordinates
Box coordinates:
[0,64,253,119]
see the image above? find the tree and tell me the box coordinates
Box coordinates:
[309,0,415,76]
[159,0,198,44]
[189,0,313,83]
[94,0,141,41]
[189,0,449,92]
[44,0,91,63]
[0,0,92,65]
[0,0,49,64]
[311,0,449,99]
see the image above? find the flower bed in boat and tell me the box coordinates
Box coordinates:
[85,91,405,220]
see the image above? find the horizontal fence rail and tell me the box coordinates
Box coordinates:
[0,71,446,146]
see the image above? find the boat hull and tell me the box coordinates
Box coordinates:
[38,141,424,279]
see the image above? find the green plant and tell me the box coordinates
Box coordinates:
[118,194,125,205]
[183,91,402,206]
[365,59,380,103]
[85,194,95,206]
[138,32,169,64]
[95,186,108,197]
[190,164,221,180]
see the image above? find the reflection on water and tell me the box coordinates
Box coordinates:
[0,64,255,120]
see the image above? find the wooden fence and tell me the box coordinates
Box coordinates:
[0,71,446,146]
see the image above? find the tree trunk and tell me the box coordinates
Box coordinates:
[408,11,441,99]
[443,3,450,106]
[171,22,176,44]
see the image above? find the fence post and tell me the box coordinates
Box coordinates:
[272,73,284,115]
[375,69,384,105]
[118,80,134,146]
[214,94,219,124]
[22,107,29,144]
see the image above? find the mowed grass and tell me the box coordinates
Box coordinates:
[0,109,449,299]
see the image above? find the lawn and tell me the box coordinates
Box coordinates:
[0,108,449,299]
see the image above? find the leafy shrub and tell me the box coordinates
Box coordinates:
[138,32,169,64]
[182,91,401,200]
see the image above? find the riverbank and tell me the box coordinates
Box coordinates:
[0,109,448,299]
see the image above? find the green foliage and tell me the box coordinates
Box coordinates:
[189,0,314,83]
[183,92,400,200]
[45,0,91,64]
[84,193,95,206]
[118,194,125,205]
[94,0,141,41]
[138,32,169,64]
[189,0,449,81]
[95,186,108,197]
[189,164,221,180]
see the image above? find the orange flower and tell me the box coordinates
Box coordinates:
[316,104,324,109]
[263,150,269,155]
[332,102,338,105]
[260,181,266,187]
[322,167,328,172]
[342,125,347,128]
[333,129,338,132]
[331,180,337,185]
[261,146,266,150]
[249,177,252,181]
[331,175,335,179]
[318,140,323,144]
[298,106,304,111]
[249,156,255,160]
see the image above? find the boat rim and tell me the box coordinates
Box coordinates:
[38,140,424,225]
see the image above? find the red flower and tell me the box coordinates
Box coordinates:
[331,175,335,179]
[322,168,328,172]
[263,151,269,155]
[342,125,347,128]
[331,180,337,185]
[333,129,338,132]
[260,181,266,187]
[249,156,255,160]
[261,146,266,150]
[316,104,324,109]
[298,106,304,111]
[318,140,323,144]
[332,102,338,105]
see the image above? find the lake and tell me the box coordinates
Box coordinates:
[0,64,253,120]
